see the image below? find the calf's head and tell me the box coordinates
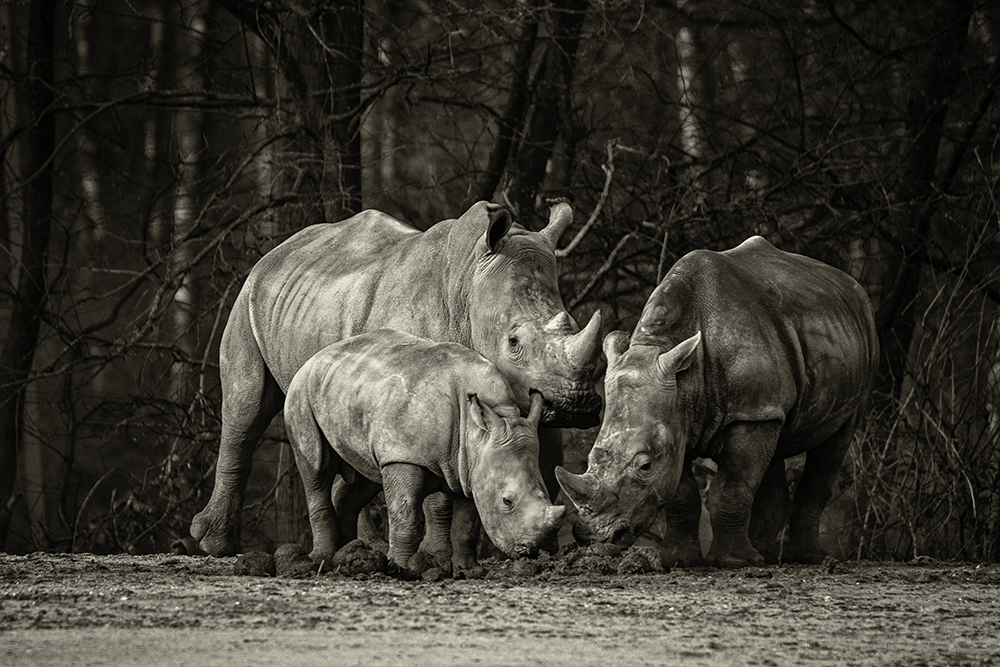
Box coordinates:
[555,330,702,545]
[467,392,565,557]
[466,203,602,428]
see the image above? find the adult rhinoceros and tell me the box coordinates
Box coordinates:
[191,201,602,557]
[555,236,878,568]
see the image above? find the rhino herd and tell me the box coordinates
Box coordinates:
[191,201,878,574]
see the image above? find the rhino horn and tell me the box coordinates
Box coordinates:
[538,201,574,248]
[526,390,544,428]
[565,309,602,369]
[555,466,598,510]
[544,504,567,530]
[543,311,574,333]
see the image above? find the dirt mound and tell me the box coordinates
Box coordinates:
[232,540,666,582]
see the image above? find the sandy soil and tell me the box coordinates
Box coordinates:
[2,550,999,666]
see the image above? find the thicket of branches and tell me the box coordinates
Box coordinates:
[2,0,999,560]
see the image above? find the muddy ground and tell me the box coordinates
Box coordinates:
[2,547,999,666]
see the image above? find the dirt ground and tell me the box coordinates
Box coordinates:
[2,548,999,667]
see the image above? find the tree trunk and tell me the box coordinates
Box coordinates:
[0,0,56,549]
[167,0,210,404]
[319,0,364,219]
[465,2,542,208]
[874,0,974,398]
[506,0,588,220]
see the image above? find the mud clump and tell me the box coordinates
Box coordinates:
[484,544,667,580]
[331,539,389,576]
[274,543,317,578]
[234,551,276,577]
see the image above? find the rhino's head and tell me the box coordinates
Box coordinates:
[555,330,702,545]
[467,392,566,557]
[466,203,602,428]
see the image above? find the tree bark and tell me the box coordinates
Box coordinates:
[506,0,588,220]
[874,0,974,397]
[465,2,542,208]
[0,0,56,548]
[319,0,364,219]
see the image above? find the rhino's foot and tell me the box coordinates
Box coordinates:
[706,544,765,569]
[190,506,240,557]
[658,535,703,568]
[783,549,826,565]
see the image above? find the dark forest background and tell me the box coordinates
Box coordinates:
[2,0,1000,561]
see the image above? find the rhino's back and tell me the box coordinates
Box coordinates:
[642,236,877,448]
[290,330,515,486]
[242,210,460,390]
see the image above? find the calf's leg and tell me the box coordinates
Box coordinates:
[382,463,432,571]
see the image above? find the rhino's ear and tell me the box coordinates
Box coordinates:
[602,330,631,366]
[468,394,489,433]
[485,205,513,253]
[655,331,702,379]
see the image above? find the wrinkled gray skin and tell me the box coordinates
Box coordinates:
[284,330,565,572]
[556,236,879,568]
[191,201,601,556]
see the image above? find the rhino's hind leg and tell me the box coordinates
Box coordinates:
[190,330,283,556]
[748,457,792,564]
[783,419,854,564]
[287,421,341,564]
[706,420,781,568]
[332,474,383,552]
[660,460,704,567]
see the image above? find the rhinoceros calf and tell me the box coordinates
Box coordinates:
[191,201,601,557]
[556,236,878,568]
[284,329,565,571]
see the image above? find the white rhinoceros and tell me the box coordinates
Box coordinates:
[192,201,601,556]
[556,236,878,568]
[285,329,565,572]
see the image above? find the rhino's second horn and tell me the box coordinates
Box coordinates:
[555,466,599,510]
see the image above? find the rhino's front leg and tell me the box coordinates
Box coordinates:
[419,492,454,572]
[381,463,432,571]
[660,460,704,567]
[706,420,781,568]
[449,496,482,573]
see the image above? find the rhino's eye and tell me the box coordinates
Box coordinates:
[507,335,519,348]
[502,496,513,508]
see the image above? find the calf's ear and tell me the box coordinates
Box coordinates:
[469,394,489,433]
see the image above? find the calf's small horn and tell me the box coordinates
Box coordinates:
[544,505,567,530]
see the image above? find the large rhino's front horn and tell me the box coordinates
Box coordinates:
[554,466,598,510]
[564,310,602,369]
